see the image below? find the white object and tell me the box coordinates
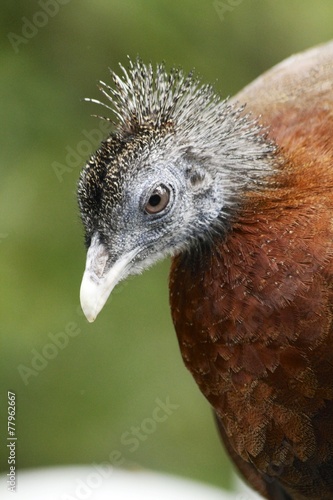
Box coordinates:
[0,465,262,499]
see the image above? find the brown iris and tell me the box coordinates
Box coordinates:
[145,185,170,214]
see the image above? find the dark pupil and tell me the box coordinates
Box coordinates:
[149,194,161,207]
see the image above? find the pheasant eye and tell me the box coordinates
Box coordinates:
[145,185,170,214]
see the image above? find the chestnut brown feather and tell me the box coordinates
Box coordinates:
[170,41,333,499]
[79,42,333,499]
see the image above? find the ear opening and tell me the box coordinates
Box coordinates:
[189,169,205,187]
[185,163,213,192]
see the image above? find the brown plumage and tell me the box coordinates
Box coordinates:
[170,43,333,499]
[78,42,333,499]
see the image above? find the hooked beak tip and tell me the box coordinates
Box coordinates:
[79,239,140,323]
[80,272,102,322]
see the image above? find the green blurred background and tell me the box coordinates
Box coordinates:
[1,0,333,492]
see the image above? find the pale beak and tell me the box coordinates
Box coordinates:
[80,235,139,322]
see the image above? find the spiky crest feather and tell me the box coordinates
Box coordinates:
[85,58,278,197]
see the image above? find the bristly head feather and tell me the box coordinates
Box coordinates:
[78,57,282,320]
[85,57,277,191]
[78,57,280,257]
[101,58,205,135]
